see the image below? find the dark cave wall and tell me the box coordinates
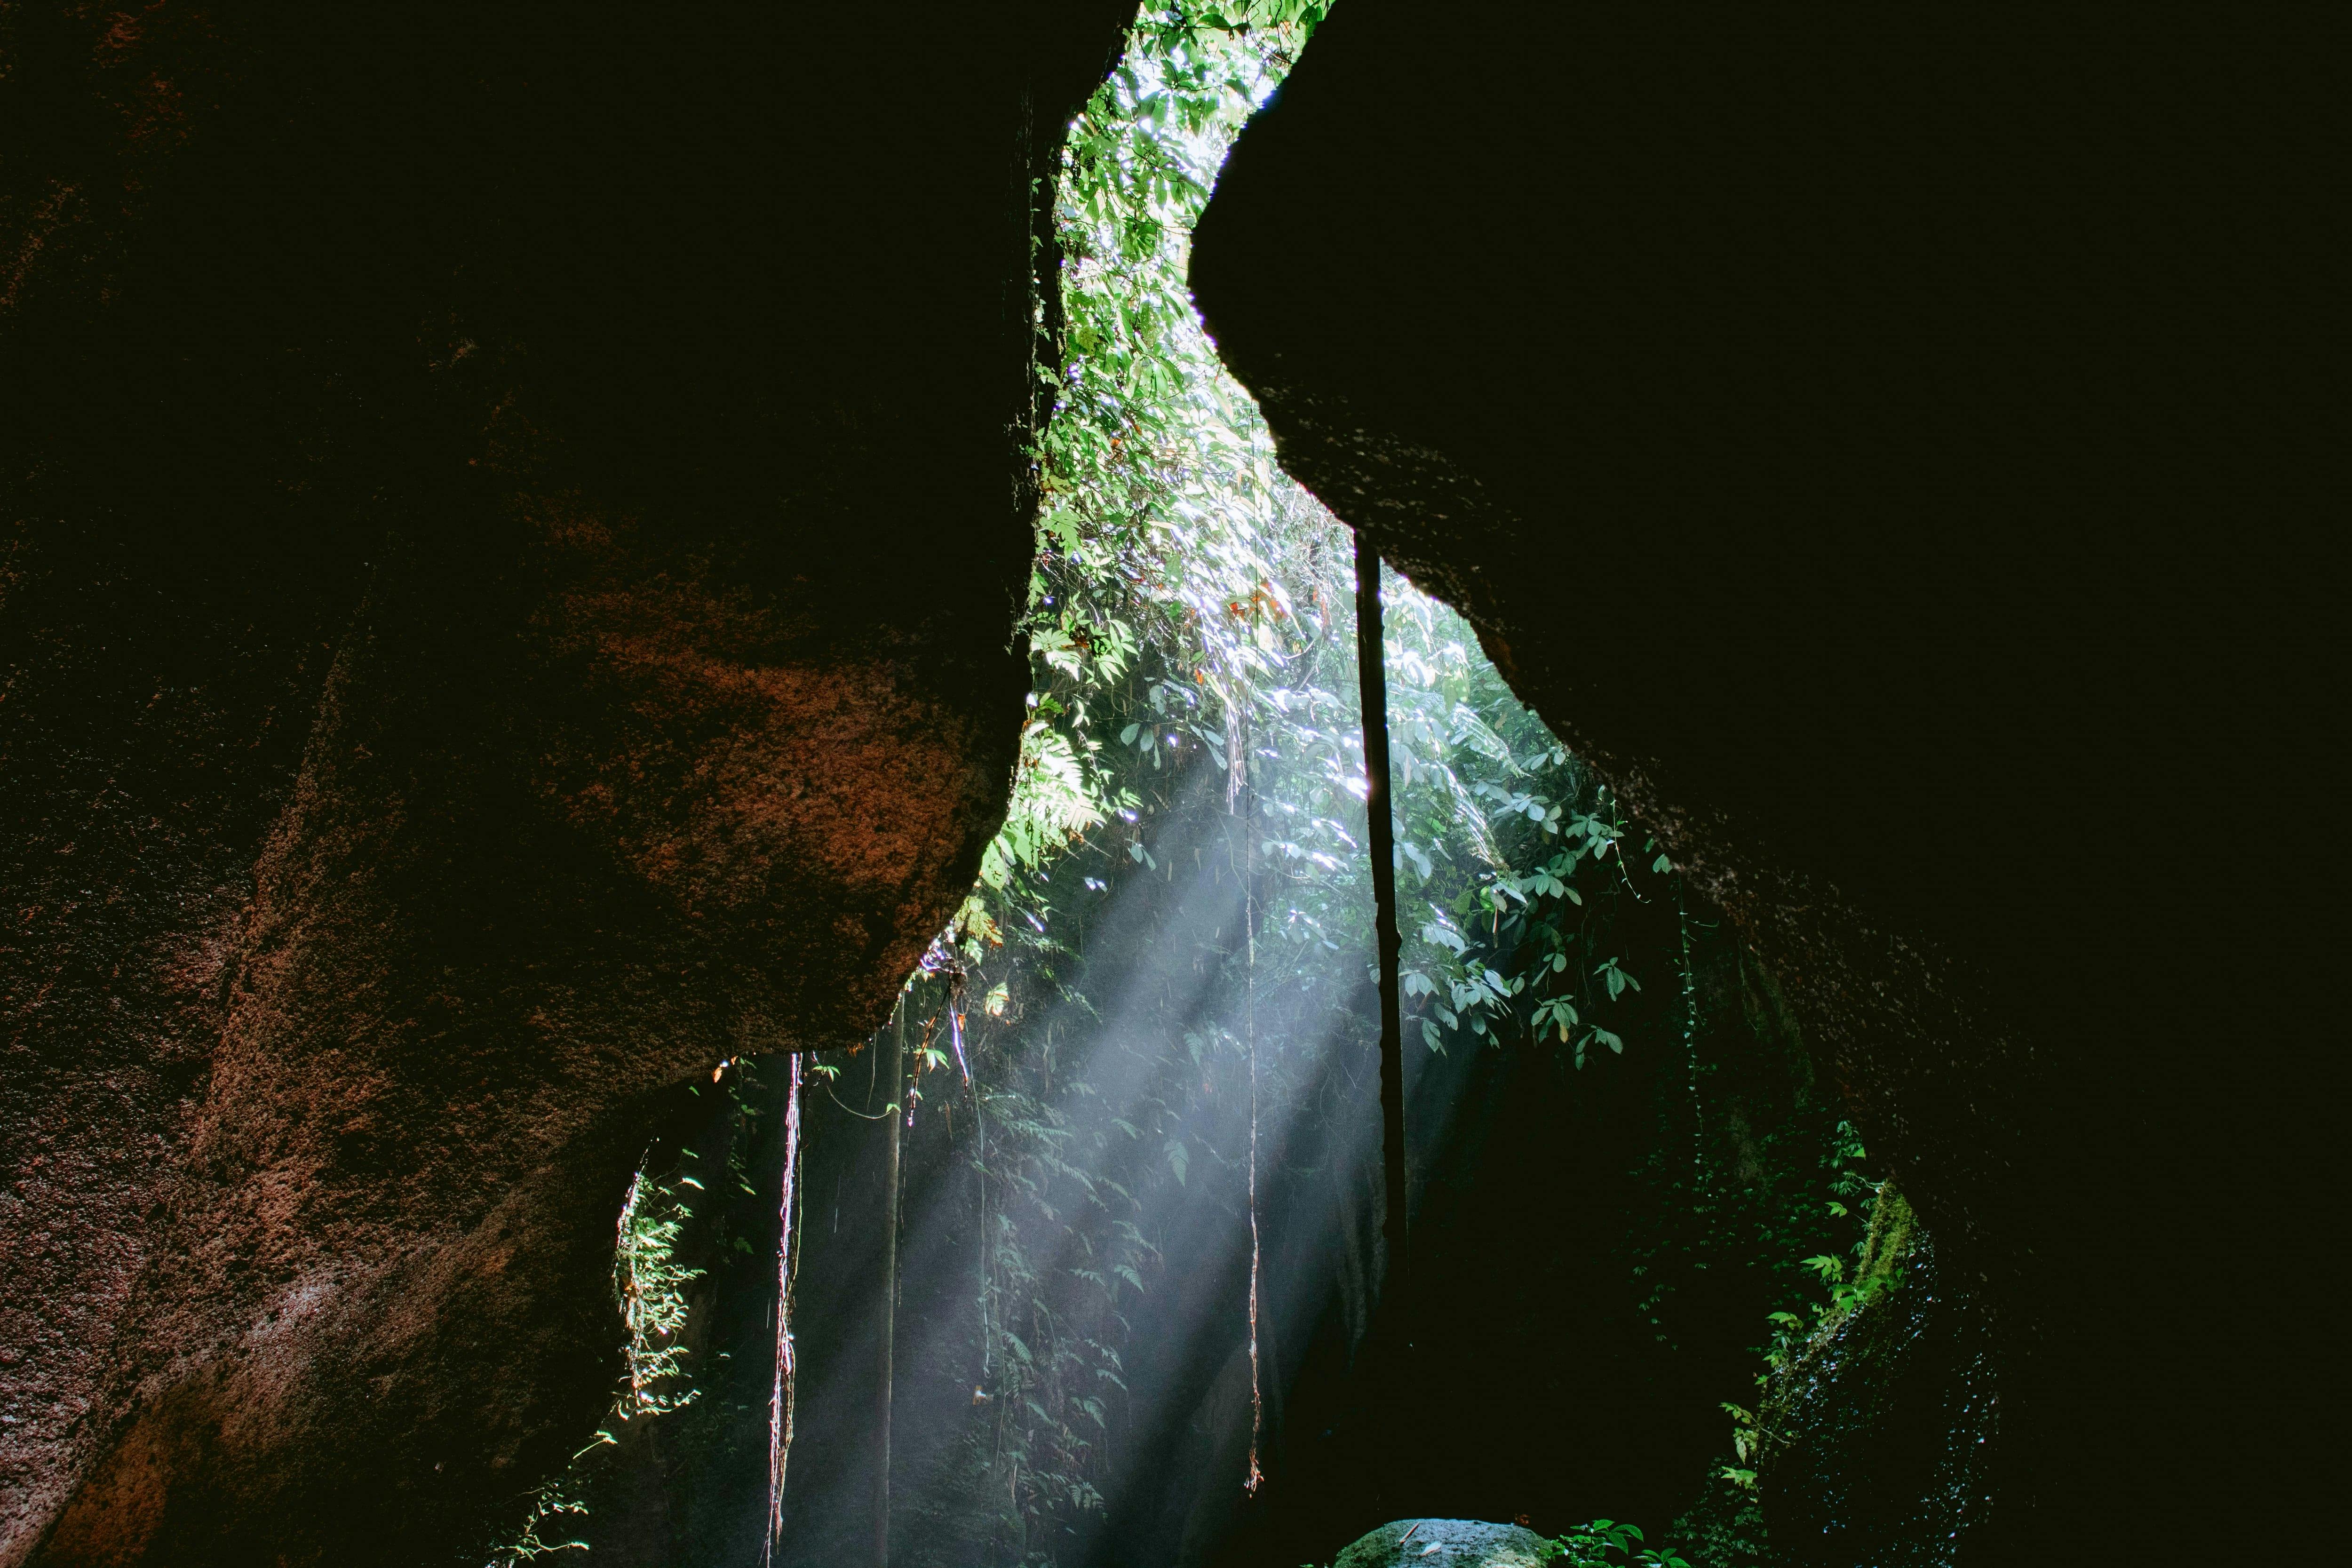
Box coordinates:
[0,3,1134,1563]
[1192,3,2345,1561]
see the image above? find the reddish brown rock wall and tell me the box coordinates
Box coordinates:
[1,3,1131,1561]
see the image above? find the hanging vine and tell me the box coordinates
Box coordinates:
[764,1056,804,1565]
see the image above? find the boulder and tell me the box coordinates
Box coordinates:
[1335,1518,1552,1568]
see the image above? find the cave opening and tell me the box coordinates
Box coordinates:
[481,10,1891,1568]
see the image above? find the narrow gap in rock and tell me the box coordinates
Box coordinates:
[492,10,1887,1567]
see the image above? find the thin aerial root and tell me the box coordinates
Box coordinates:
[767,1054,805,1563]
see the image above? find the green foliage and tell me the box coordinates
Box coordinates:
[491,1482,590,1562]
[1691,1126,1912,1542]
[486,1,1864,1559]
[921,15,1343,1542]
[1663,1479,1767,1568]
[530,9,1709,1554]
[954,0,1326,960]
[846,3,1811,1559]
[1755,1126,1890,1381]
[484,1160,706,1563]
[1380,592,1659,1065]
[978,719,1107,900]
[1545,1519,1693,1568]
[882,3,1693,1557]
[976,0,1654,1068]
[613,1165,705,1417]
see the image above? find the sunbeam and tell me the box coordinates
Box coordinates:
[516,11,1875,1566]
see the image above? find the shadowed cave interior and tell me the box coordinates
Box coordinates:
[1,3,2341,1567]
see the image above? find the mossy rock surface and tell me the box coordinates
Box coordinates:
[1334,1518,1552,1568]
[1759,1188,2001,1566]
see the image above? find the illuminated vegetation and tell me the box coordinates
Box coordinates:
[496,7,1890,1564]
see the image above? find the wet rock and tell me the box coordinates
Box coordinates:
[1335,1518,1551,1568]
[1760,1206,2002,1567]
